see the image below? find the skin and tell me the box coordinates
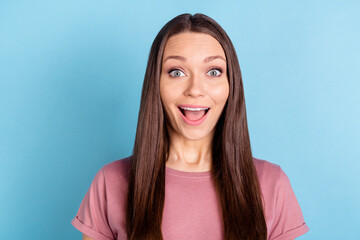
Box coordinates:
[81,32,288,240]
[160,32,229,172]
[80,32,229,239]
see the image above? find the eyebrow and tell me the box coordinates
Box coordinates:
[163,55,226,63]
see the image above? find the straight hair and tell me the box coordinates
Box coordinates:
[126,13,267,240]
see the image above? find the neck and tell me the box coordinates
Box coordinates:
[165,129,213,172]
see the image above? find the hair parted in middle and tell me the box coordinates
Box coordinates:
[126,13,267,240]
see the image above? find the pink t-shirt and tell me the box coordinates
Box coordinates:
[71,156,309,240]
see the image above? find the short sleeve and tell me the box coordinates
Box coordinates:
[71,168,115,240]
[269,169,309,240]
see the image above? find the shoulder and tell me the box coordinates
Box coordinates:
[253,157,281,173]
[72,157,132,239]
[100,156,132,183]
[253,157,282,183]
[252,157,292,197]
[253,157,310,239]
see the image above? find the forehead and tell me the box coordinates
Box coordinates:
[162,32,226,60]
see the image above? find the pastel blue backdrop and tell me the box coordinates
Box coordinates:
[1,0,359,239]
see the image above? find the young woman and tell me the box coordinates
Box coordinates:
[71,13,309,240]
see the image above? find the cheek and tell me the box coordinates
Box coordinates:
[160,79,181,107]
[160,85,175,118]
[160,80,169,105]
[160,86,172,107]
[211,83,229,104]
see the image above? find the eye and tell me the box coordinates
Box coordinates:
[169,69,186,78]
[207,68,222,77]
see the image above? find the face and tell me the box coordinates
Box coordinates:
[160,32,229,141]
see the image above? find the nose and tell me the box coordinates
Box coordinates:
[184,74,205,98]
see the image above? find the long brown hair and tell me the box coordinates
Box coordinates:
[126,13,267,240]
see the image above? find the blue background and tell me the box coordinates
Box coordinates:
[1,0,359,239]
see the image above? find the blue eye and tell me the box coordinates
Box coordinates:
[169,69,185,77]
[207,68,222,77]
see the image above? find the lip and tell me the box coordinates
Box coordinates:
[178,104,210,109]
[177,105,210,126]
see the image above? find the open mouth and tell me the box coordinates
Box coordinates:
[178,105,210,125]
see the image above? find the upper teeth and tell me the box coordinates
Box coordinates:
[180,107,209,111]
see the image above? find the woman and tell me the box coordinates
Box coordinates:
[71,13,309,240]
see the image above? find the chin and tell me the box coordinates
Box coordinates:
[179,128,213,141]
